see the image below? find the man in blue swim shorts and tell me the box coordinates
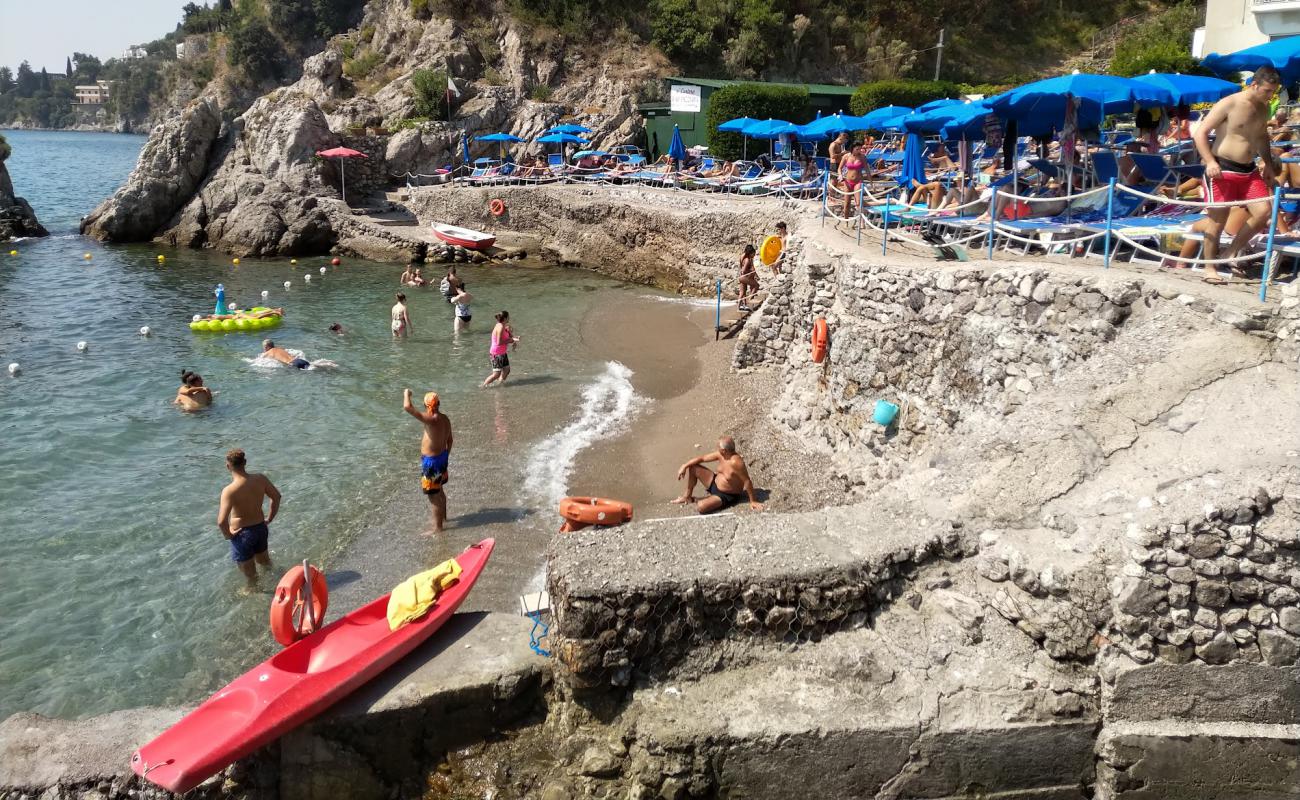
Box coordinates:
[262,339,310,369]
[217,448,282,589]
[403,389,454,533]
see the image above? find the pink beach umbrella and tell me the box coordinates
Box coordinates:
[316,146,369,204]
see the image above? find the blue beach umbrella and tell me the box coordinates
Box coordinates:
[718,116,761,132]
[876,109,916,132]
[742,118,800,139]
[460,133,470,167]
[545,124,593,135]
[857,105,914,130]
[668,124,687,165]
[897,133,928,190]
[718,116,762,160]
[799,113,856,137]
[1132,72,1240,105]
[1204,36,1300,83]
[474,132,526,142]
[915,97,963,114]
[536,133,590,145]
[990,73,1172,122]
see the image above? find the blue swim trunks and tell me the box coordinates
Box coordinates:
[229,521,269,563]
[421,451,450,495]
[289,358,310,369]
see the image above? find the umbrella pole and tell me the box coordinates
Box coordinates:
[341,159,347,205]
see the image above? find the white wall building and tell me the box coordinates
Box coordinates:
[73,80,111,106]
[1197,0,1300,58]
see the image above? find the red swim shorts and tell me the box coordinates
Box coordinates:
[1206,168,1270,204]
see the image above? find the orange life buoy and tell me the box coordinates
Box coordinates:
[559,519,591,533]
[558,496,633,528]
[489,199,506,216]
[811,318,829,363]
[270,564,329,646]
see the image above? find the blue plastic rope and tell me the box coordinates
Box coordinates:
[527,611,551,657]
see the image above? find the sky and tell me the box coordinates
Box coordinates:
[0,0,185,73]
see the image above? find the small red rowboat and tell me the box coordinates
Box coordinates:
[131,539,495,794]
[432,223,496,250]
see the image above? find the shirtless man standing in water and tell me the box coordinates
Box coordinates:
[671,435,763,514]
[403,389,454,533]
[1193,65,1282,282]
[217,449,281,589]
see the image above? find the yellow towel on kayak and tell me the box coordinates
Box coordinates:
[386,559,462,631]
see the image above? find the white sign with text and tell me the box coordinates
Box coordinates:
[669,84,702,113]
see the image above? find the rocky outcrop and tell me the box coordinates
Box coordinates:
[155,90,344,256]
[80,99,222,242]
[82,0,665,255]
[0,159,47,241]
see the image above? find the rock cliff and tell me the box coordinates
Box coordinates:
[80,1,664,256]
[0,157,48,242]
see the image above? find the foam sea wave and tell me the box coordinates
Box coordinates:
[522,361,642,508]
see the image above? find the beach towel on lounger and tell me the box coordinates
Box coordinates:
[386,558,463,630]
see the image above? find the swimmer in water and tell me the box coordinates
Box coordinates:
[453,290,472,333]
[262,339,310,369]
[175,369,213,410]
[328,322,345,334]
[481,310,519,387]
[402,389,453,533]
[217,448,280,589]
[392,292,412,338]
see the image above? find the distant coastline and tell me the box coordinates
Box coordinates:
[0,123,134,134]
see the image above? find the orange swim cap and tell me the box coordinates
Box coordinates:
[423,392,440,410]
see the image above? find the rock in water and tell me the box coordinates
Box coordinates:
[0,154,48,242]
[80,99,222,242]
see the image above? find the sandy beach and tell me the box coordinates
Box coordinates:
[569,295,841,521]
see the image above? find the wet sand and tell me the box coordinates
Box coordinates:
[571,298,839,520]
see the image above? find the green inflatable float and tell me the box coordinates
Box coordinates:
[189,307,283,333]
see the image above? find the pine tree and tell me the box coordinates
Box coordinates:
[66,56,73,78]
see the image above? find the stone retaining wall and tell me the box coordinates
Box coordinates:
[1108,490,1299,667]
[334,134,389,203]
[546,505,966,696]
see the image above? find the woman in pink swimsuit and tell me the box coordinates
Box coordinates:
[839,144,866,217]
[481,310,520,388]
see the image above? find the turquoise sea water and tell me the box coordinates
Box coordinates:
[0,130,661,718]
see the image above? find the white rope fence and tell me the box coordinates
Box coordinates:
[401,158,1295,302]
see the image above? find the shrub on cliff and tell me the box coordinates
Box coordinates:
[410,68,448,117]
[1109,2,1206,76]
[849,80,959,115]
[706,83,810,161]
[227,18,285,84]
[0,134,10,162]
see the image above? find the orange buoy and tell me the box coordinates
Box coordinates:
[558,496,633,529]
[270,563,329,646]
[559,519,591,533]
[811,318,829,363]
[489,198,506,217]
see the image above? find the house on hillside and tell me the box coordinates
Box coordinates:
[1196,0,1300,58]
[124,45,147,60]
[73,80,112,107]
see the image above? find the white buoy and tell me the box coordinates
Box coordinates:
[7,363,19,376]
[192,314,202,322]
[261,290,269,299]
[304,274,311,282]
[139,326,151,336]
[319,267,327,274]
[76,341,88,352]
[283,281,291,289]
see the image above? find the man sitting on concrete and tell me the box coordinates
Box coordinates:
[671,435,763,514]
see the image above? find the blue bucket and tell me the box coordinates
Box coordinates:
[873,400,899,427]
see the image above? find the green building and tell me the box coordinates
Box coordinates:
[637,76,856,159]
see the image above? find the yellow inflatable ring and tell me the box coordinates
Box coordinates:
[188,313,282,332]
[758,235,783,266]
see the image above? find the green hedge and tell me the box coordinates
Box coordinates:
[849,80,960,116]
[706,83,811,161]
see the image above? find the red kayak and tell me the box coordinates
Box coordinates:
[432,223,496,250]
[131,539,495,793]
